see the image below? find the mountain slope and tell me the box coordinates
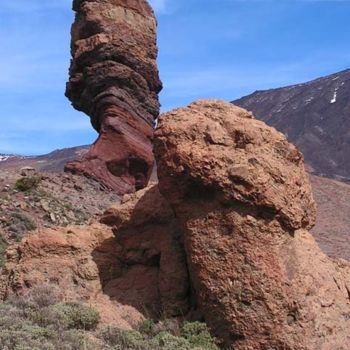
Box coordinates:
[233,69,350,180]
[310,175,350,260]
[0,146,89,172]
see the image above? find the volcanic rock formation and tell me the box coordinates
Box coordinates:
[155,100,350,349]
[65,0,162,194]
[2,100,350,349]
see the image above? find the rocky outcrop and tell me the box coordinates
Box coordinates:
[0,224,137,327]
[155,100,350,349]
[3,99,350,349]
[65,0,162,194]
[100,184,189,317]
[1,185,189,325]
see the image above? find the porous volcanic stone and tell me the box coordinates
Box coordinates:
[155,100,350,349]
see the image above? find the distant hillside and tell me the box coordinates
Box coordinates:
[0,146,89,172]
[233,69,350,181]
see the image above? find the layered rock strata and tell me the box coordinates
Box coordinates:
[65,0,162,194]
[154,100,350,349]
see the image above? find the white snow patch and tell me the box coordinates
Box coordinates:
[0,155,10,162]
[330,87,338,104]
[305,97,314,103]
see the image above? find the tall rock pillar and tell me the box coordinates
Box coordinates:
[65,0,162,194]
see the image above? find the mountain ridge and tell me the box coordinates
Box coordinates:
[233,68,350,180]
[0,145,89,172]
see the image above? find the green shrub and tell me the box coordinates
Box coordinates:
[155,331,191,350]
[136,319,157,336]
[15,176,41,192]
[153,319,181,337]
[49,302,100,330]
[26,284,62,308]
[0,237,7,268]
[0,286,217,350]
[181,322,219,350]
[98,321,218,350]
[0,295,105,350]
[98,327,147,349]
[7,211,37,237]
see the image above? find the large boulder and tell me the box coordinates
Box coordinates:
[154,100,350,349]
[65,0,162,194]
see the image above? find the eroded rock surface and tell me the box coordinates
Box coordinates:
[3,99,350,349]
[100,184,189,317]
[1,185,189,325]
[155,100,350,349]
[65,0,162,194]
[0,224,137,327]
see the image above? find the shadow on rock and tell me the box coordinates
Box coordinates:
[97,184,190,319]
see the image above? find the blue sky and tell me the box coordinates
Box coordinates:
[0,0,349,155]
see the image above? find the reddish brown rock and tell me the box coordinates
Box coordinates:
[65,0,162,194]
[1,185,189,324]
[0,224,139,328]
[155,100,350,349]
[101,184,189,316]
[3,97,350,348]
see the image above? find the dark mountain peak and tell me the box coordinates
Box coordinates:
[233,68,350,180]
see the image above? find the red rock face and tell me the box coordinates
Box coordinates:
[4,98,350,348]
[100,185,190,317]
[65,0,162,194]
[155,100,350,349]
[0,186,189,325]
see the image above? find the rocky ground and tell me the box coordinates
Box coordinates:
[310,175,350,261]
[1,155,350,264]
[0,169,119,247]
[0,145,88,172]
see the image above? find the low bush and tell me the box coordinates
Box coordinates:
[15,176,41,192]
[7,211,37,238]
[0,237,7,268]
[49,302,100,330]
[99,327,148,349]
[98,319,218,350]
[0,284,218,350]
[181,321,219,349]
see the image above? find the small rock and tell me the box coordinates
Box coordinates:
[50,213,56,223]
[40,200,50,212]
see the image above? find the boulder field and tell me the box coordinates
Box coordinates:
[2,100,350,349]
[65,0,162,194]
